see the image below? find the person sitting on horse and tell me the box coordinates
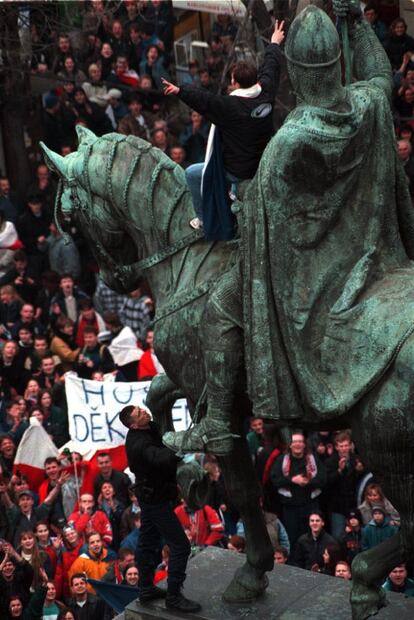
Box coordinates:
[162,20,285,241]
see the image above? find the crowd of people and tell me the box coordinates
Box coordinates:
[0,0,413,617]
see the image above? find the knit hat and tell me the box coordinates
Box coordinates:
[346,509,362,523]
[371,504,386,516]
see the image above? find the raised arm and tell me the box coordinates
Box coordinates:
[333,0,392,99]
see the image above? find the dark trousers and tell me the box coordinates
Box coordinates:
[136,501,191,593]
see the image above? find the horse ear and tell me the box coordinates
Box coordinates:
[39,142,68,178]
[76,125,97,145]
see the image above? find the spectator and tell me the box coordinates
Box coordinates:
[335,560,352,580]
[364,4,387,44]
[139,45,170,91]
[0,251,38,305]
[1,478,64,548]
[75,326,114,379]
[99,42,115,80]
[97,481,125,551]
[361,505,399,551]
[67,573,105,620]
[270,432,326,549]
[103,88,128,129]
[118,94,153,139]
[398,139,414,196]
[325,430,363,541]
[246,417,264,460]
[358,483,400,526]
[107,54,140,91]
[38,457,67,529]
[17,530,52,586]
[179,111,209,165]
[382,564,414,596]
[36,355,65,406]
[274,545,288,564]
[39,223,81,280]
[68,532,116,593]
[108,20,127,58]
[0,211,21,279]
[52,34,76,74]
[0,176,20,224]
[0,542,34,618]
[57,55,86,84]
[151,127,170,154]
[51,273,87,325]
[102,547,135,584]
[120,486,140,540]
[54,526,83,602]
[42,94,65,154]
[0,285,21,334]
[26,162,57,216]
[67,494,113,547]
[75,298,106,347]
[0,341,27,397]
[385,18,414,71]
[42,580,65,618]
[11,303,45,340]
[24,335,58,376]
[174,501,225,548]
[122,562,139,586]
[17,196,51,277]
[138,328,164,380]
[82,64,108,108]
[69,87,113,136]
[343,509,363,564]
[0,436,17,478]
[34,521,58,575]
[37,389,68,447]
[93,452,131,508]
[292,511,337,571]
[119,284,153,342]
[50,316,80,372]
[126,24,144,72]
[169,145,188,168]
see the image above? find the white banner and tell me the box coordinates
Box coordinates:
[65,374,191,453]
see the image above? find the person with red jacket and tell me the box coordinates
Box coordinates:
[53,525,83,602]
[174,501,225,547]
[67,493,113,547]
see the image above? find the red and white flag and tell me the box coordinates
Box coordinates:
[13,420,59,490]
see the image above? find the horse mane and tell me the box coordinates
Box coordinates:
[78,133,191,248]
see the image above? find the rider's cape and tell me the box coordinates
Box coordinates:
[242,80,414,422]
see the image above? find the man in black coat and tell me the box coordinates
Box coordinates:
[293,511,337,571]
[119,405,200,613]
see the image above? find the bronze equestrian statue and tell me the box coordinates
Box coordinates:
[41,2,414,617]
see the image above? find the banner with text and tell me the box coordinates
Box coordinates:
[65,374,191,454]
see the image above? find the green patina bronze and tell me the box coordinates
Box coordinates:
[40,3,414,618]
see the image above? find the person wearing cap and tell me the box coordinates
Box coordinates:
[102,88,128,129]
[119,404,200,613]
[361,505,399,551]
[0,473,67,547]
[343,509,363,564]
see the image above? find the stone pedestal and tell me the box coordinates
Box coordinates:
[124,547,414,619]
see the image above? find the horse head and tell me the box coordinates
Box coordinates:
[40,127,144,294]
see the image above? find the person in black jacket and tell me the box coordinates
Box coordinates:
[292,511,337,571]
[162,20,285,230]
[119,405,200,614]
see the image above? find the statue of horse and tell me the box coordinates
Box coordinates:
[41,128,414,620]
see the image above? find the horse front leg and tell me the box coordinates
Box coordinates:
[218,428,274,603]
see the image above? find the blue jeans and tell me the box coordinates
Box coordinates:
[185,163,240,221]
[136,501,191,593]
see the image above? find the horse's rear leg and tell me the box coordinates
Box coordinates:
[218,433,274,602]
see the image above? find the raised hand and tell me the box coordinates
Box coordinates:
[162,78,180,96]
[271,20,285,46]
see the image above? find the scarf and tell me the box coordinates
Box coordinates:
[278,452,321,499]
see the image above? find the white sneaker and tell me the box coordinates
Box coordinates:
[190,217,203,230]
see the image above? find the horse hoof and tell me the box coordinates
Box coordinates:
[222,569,268,603]
[351,584,387,620]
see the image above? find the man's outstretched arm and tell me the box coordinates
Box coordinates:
[333,0,392,100]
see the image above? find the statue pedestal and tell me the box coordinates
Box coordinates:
[124,547,414,619]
